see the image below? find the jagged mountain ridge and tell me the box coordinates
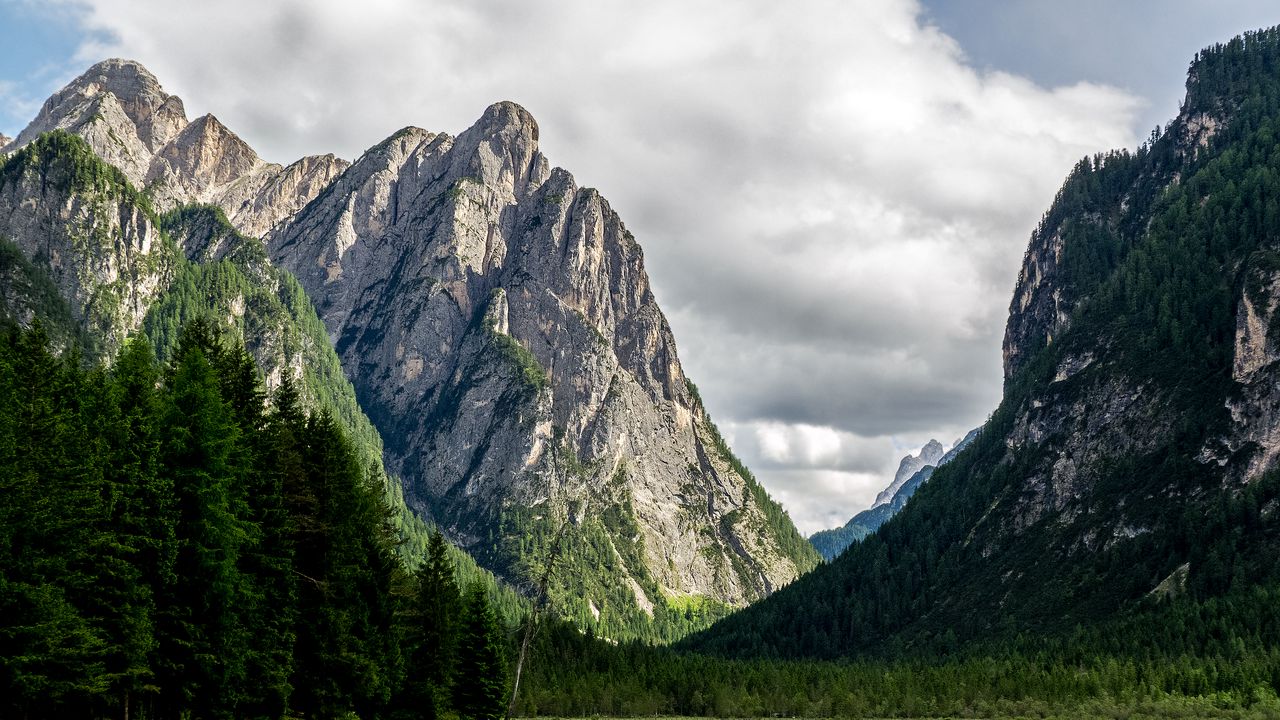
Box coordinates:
[688,28,1280,658]
[873,439,945,509]
[2,59,817,638]
[809,431,977,561]
[267,100,817,630]
[3,59,348,239]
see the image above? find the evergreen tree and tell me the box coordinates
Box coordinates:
[453,583,508,720]
[404,529,462,717]
[0,325,110,715]
[155,330,252,718]
[293,411,405,718]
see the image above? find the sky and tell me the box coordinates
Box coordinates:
[1,0,1277,535]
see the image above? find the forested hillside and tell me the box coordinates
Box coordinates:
[684,26,1280,661]
[0,322,511,719]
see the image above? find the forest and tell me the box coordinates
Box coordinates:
[0,321,509,719]
[5,317,1280,718]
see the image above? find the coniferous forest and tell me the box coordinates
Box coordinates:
[0,322,508,719]
[5,319,1280,718]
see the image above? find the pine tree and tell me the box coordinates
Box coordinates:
[155,331,252,718]
[453,583,508,720]
[404,529,462,717]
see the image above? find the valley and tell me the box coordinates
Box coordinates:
[3,16,1280,720]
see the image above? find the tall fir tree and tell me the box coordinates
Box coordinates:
[155,327,253,718]
[404,528,463,717]
[453,583,508,720]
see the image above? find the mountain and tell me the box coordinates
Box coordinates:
[266,102,817,638]
[0,107,523,619]
[874,439,946,509]
[1,59,816,640]
[3,59,348,239]
[809,430,978,561]
[688,28,1280,659]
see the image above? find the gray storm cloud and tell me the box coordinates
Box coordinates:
[47,0,1146,534]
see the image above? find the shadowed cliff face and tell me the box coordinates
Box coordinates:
[269,101,817,616]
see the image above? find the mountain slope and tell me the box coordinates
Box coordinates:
[2,59,815,641]
[688,28,1280,659]
[267,103,817,638]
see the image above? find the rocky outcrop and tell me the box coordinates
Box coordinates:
[1224,254,1280,480]
[6,60,348,241]
[268,102,817,613]
[0,134,12,151]
[0,132,178,358]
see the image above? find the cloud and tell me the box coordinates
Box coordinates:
[45,0,1143,533]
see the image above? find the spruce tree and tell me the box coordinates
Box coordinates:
[156,331,252,718]
[404,529,462,716]
[453,583,508,720]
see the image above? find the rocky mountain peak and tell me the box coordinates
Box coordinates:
[63,59,187,150]
[145,113,266,204]
[0,133,11,150]
[450,101,545,202]
[9,58,187,185]
[473,100,540,142]
[872,439,946,509]
[267,101,816,624]
[10,59,351,241]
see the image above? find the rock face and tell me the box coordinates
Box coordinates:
[4,59,816,632]
[268,102,817,619]
[872,439,945,509]
[0,132,178,358]
[6,59,348,241]
[809,431,977,561]
[1223,257,1280,481]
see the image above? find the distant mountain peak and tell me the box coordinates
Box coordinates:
[872,439,946,509]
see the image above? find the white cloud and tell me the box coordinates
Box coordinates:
[46,0,1143,533]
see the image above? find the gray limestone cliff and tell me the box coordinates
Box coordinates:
[2,59,816,636]
[6,59,348,240]
[267,102,818,623]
